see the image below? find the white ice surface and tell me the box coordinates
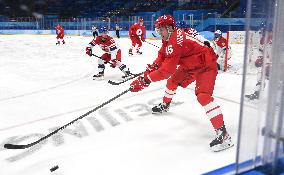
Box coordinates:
[0,35,247,175]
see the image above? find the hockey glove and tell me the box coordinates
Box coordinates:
[144,63,159,77]
[86,47,92,57]
[255,56,264,68]
[204,41,211,48]
[110,60,117,68]
[141,37,145,42]
[130,76,151,92]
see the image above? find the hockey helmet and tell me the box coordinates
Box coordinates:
[155,14,176,29]
[99,26,108,33]
[214,30,222,38]
[139,18,144,23]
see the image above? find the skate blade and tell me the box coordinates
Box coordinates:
[152,111,163,114]
[93,77,104,80]
[211,141,234,152]
[152,109,169,115]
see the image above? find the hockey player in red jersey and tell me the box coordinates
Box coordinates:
[55,24,65,45]
[176,20,211,46]
[128,18,146,56]
[129,15,233,152]
[213,30,232,71]
[176,21,198,37]
[86,27,132,80]
[151,20,211,114]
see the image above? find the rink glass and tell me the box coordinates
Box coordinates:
[236,0,284,174]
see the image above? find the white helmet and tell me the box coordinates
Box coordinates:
[215,30,222,35]
[214,30,222,38]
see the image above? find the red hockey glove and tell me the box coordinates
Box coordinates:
[255,56,264,68]
[86,47,92,57]
[110,60,117,68]
[130,76,151,92]
[144,63,159,77]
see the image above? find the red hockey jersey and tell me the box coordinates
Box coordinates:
[89,35,117,53]
[129,23,146,39]
[214,37,227,49]
[149,29,217,82]
[55,25,64,35]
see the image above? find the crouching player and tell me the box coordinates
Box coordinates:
[212,30,232,71]
[86,27,132,80]
[129,15,233,152]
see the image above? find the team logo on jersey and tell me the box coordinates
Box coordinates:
[177,29,183,46]
[136,29,142,36]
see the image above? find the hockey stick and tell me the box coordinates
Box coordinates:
[4,88,131,149]
[108,72,143,85]
[91,54,110,64]
[144,40,160,49]
[134,35,159,49]
[151,32,158,38]
[91,53,139,81]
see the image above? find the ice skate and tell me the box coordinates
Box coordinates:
[152,102,170,114]
[210,125,234,152]
[136,50,142,55]
[56,41,60,45]
[245,91,259,100]
[121,70,133,79]
[128,49,133,56]
[62,40,65,44]
[93,73,104,80]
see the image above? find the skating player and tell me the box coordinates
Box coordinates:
[129,15,233,152]
[245,26,273,100]
[86,27,132,80]
[92,25,99,39]
[212,30,232,71]
[55,24,65,45]
[150,20,211,114]
[176,20,211,46]
[128,18,146,56]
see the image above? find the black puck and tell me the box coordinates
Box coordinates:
[50,165,59,172]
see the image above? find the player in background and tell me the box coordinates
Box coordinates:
[115,23,121,38]
[176,20,211,47]
[86,27,132,80]
[129,15,233,152]
[128,18,146,56]
[92,25,99,39]
[55,24,65,45]
[151,21,212,114]
[212,30,232,71]
[245,26,273,100]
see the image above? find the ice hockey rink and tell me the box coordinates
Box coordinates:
[0,35,246,175]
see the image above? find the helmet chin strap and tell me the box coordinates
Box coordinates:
[165,26,174,41]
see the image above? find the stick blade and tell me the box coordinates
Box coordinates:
[4,143,26,149]
[108,80,120,85]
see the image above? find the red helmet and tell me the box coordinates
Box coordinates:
[155,15,176,29]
